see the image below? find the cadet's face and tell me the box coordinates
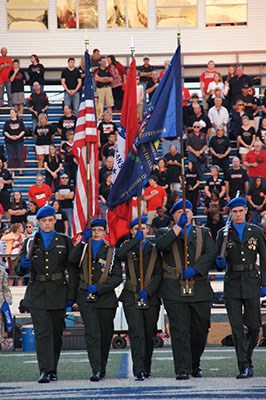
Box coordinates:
[173,209,193,225]
[131,224,149,239]
[91,226,105,241]
[230,207,247,224]
[38,216,56,232]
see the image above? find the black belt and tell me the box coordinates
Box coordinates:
[163,271,206,281]
[98,85,110,88]
[34,272,65,282]
[229,264,254,272]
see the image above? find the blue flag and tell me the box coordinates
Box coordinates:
[107,45,183,209]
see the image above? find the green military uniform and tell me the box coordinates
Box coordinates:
[16,232,74,376]
[117,238,162,377]
[216,223,266,373]
[156,225,216,376]
[68,241,122,378]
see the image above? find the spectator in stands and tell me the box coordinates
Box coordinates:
[244,141,266,186]
[185,161,200,215]
[229,99,246,139]
[28,174,52,208]
[94,94,104,122]
[224,65,236,97]
[3,109,25,168]
[143,175,167,226]
[34,113,55,169]
[237,115,256,166]
[43,144,63,191]
[28,81,49,132]
[246,176,266,224]
[55,174,74,236]
[107,55,127,111]
[28,54,45,91]
[207,72,225,99]
[101,132,116,164]
[152,157,170,192]
[25,200,38,226]
[24,221,34,238]
[138,56,154,87]
[260,89,266,119]
[0,159,13,219]
[97,110,118,149]
[8,59,26,116]
[90,48,101,73]
[61,57,82,117]
[200,60,217,110]
[164,191,179,215]
[146,70,160,104]
[57,104,77,143]
[99,171,112,218]
[2,222,25,286]
[0,145,7,169]
[151,206,171,234]
[248,87,260,130]
[8,191,27,225]
[204,190,226,224]
[159,60,170,79]
[78,55,85,95]
[257,116,266,145]
[61,130,78,186]
[186,121,208,181]
[51,200,68,235]
[228,64,253,107]
[207,88,229,111]
[182,86,191,127]
[187,93,204,122]
[209,126,231,174]
[94,56,114,114]
[225,157,249,201]
[187,104,211,136]
[99,155,113,184]
[136,75,144,122]
[164,144,182,192]
[208,97,229,138]
[234,83,258,123]
[204,165,226,199]
[0,47,13,107]
[205,211,225,240]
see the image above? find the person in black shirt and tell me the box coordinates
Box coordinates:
[204,191,226,224]
[225,157,249,202]
[146,71,159,104]
[3,109,25,168]
[152,157,170,192]
[8,191,27,225]
[209,127,231,174]
[228,65,253,107]
[151,207,171,233]
[99,156,113,184]
[8,59,26,116]
[138,56,154,86]
[185,161,200,215]
[34,113,55,169]
[237,115,256,165]
[204,165,226,199]
[205,211,225,240]
[97,111,118,150]
[25,200,38,227]
[61,130,77,186]
[28,82,49,132]
[28,54,45,90]
[43,144,63,190]
[246,176,266,224]
[99,171,112,218]
[52,200,68,235]
[101,132,116,164]
[164,145,182,192]
[94,57,113,114]
[61,57,82,117]
[234,83,258,121]
[0,159,13,218]
[55,174,74,236]
[57,105,77,142]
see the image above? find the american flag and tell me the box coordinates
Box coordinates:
[72,51,98,236]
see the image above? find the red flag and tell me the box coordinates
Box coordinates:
[107,58,138,246]
[72,51,98,236]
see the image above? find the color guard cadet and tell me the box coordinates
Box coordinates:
[156,200,216,380]
[216,197,266,379]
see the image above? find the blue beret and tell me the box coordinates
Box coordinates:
[227,197,247,209]
[36,205,56,220]
[91,218,106,228]
[130,216,148,228]
[170,199,192,214]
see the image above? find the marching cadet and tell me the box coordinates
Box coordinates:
[68,218,122,382]
[117,216,162,381]
[156,200,216,380]
[216,197,266,379]
[15,205,74,383]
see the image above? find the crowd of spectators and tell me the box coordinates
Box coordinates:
[1,48,266,286]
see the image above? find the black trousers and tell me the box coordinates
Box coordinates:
[164,300,211,375]
[225,297,261,371]
[78,298,116,375]
[123,303,160,376]
[30,308,65,373]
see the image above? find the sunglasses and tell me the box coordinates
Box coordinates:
[194,126,200,128]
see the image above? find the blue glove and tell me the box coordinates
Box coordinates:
[216,256,226,271]
[260,286,266,297]
[66,299,74,308]
[138,289,148,300]
[21,256,32,269]
[177,212,188,229]
[86,284,97,294]
[183,266,197,280]
[82,227,92,242]
[135,230,144,242]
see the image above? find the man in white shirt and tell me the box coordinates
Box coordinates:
[208,97,229,138]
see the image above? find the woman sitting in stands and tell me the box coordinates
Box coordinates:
[43,144,63,191]
[34,113,55,169]
[3,109,25,169]
[8,191,27,225]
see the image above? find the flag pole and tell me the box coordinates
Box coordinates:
[85,33,95,302]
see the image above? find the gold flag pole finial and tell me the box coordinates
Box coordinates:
[85,29,89,51]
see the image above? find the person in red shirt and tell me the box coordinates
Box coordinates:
[0,47,13,107]
[28,174,52,208]
[143,175,167,228]
[244,141,266,182]
[200,60,217,110]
